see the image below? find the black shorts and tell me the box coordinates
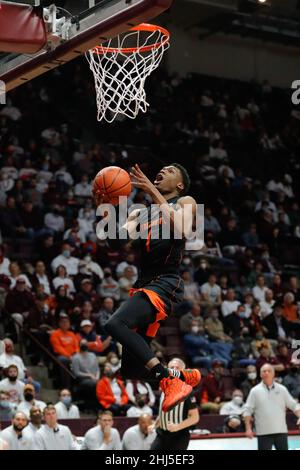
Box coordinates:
[150,429,190,451]
[130,274,184,337]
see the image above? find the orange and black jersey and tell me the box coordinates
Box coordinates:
[133,196,185,283]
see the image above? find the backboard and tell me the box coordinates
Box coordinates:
[0,0,172,91]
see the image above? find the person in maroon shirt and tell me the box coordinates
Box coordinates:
[5,276,36,335]
[200,360,226,413]
[276,343,292,376]
[255,344,285,375]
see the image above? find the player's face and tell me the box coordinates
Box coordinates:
[154,166,184,195]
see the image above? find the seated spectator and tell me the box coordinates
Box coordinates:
[272,273,285,302]
[231,328,255,367]
[31,261,52,295]
[0,390,17,420]
[220,389,246,415]
[285,276,300,302]
[94,297,115,334]
[71,339,100,398]
[118,266,136,301]
[122,414,156,450]
[276,343,291,374]
[82,410,121,450]
[224,305,247,337]
[179,302,204,335]
[0,197,27,238]
[33,405,75,450]
[247,303,266,337]
[5,275,35,334]
[50,314,79,388]
[98,268,120,302]
[26,406,43,439]
[282,292,299,323]
[55,389,80,419]
[51,242,80,276]
[204,232,223,260]
[74,174,92,197]
[19,200,46,239]
[0,245,10,276]
[0,338,27,380]
[221,289,241,318]
[125,379,156,408]
[44,205,65,233]
[242,293,255,318]
[105,352,121,374]
[200,360,226,413]
[255,345,285,374]
[204,308,233,343]
[75,254,104,285]
[240,365,259,399]
[242,224,260,248]
[0,365,24,403]
[204,207,221,235]
[52,265,75,296]
[200,273,222,308]
[48,286,74,319]
[63,219,86,246]
[116,253,138,282]
[252,275,268,302]
[218,218,242,255]
[0,411,32,450]
[76,319,111,356]
[182,269,201,303]
[259,289,275,319]
[17,383,46,418]
[126,394,153,417]
[96,363,129,416]
[74,278,99,308]
[8,263,32,290]
[263,303,290,341]
[283,361,300,399]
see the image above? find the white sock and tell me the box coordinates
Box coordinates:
[168,368,181,379]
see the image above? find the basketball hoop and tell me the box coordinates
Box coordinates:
[85,23,170,123]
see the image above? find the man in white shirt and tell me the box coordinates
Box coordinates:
[220,389,246,416]
[244,363,300,450]
[0,411,33,450]
[26,406,43,439]
[252,275,268,302]
[81,410,121,450]
[259,289,275,319]
[126,394,153,417]
[0,338,27,380]
[201,273,222,307]
[17,383,46,418]
[51,243,80,276]
[33,405,75,450]
[44,206,65,233]
[55,389,80,419]
[221,289,241,318]
[0,364,24,403]
[122,414,156,450]
[74,175,92,197]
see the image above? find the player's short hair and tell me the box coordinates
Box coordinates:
[171,163,190,195]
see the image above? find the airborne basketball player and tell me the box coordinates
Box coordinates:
[93,164,201,412]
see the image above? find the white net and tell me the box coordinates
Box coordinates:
[85,24,170,123]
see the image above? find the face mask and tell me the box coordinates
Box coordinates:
[239,311,246,319]
[0,400,10,408]
[291,367,298,374]
[104,370,114,378]
[104,272,111,278]
[63,250,70,258]
[182,258,191,265]
[233,396,243,406]
[24,393,34,402]
[80,344,88,352]
[191,326,199,334]
[248,372,257,381]
[62,396,72,407]
[85,255,91,263]
[110,357,119,365]
[137,399,146,408]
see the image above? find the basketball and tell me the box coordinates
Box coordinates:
[93,166,132,205]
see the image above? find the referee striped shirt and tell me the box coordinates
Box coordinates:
[158,394,197,433]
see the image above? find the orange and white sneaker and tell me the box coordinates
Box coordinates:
[181,368,201,388]
[160,376,193,412]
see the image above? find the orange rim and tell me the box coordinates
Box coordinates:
[91,23,170,55]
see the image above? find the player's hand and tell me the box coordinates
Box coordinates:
[130,164,156,195]
[167,422,180,433]
[246,429,254,439]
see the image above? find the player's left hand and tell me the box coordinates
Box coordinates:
[167,422,180,433]
[130,164,156,195]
